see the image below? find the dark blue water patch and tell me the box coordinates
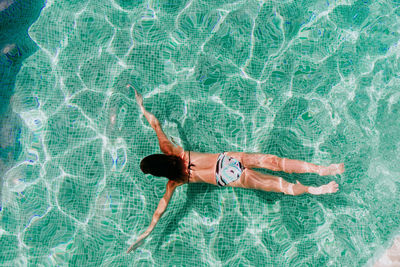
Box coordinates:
[0,0,46,114]
[0,0,46,206]
[0,0,46,45]
[0,123,21,160]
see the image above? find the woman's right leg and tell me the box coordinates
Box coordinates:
[231,169,339,195]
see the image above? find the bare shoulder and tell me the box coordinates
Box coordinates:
[167,179,184,189]
[162,143,184,156]
[173,145,184,157]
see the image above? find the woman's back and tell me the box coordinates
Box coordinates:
[179,150,219,185]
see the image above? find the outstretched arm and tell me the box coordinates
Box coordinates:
[128,84,183,156]
[126,180,181,253]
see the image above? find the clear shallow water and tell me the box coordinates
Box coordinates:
[1,0,400,266]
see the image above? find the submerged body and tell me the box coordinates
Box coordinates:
[180,149,342,193]
[126,85,344,253]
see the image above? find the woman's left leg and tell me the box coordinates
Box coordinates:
[225,152,344,176]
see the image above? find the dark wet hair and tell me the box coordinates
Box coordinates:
[140,154,187,183]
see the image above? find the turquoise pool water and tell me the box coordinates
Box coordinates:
[1,0,400,266]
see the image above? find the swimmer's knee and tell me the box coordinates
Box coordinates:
[280,158,294,174]
[278,177,295,195]
[284,183,295,195]
[259,155,283,171]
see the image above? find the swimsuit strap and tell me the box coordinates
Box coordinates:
[187,151,195,183]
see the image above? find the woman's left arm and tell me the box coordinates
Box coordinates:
[129,84,183,156]
[126,180,181,253]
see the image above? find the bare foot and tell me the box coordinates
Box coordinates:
[308,181,339,195]
[319,163,345,176]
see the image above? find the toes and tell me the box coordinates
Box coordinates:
[327,181,339,193]
[332,183,339,192]
[340,163,345,173]
[336,163,345,174]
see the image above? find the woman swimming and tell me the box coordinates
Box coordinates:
[126,85,344,253]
